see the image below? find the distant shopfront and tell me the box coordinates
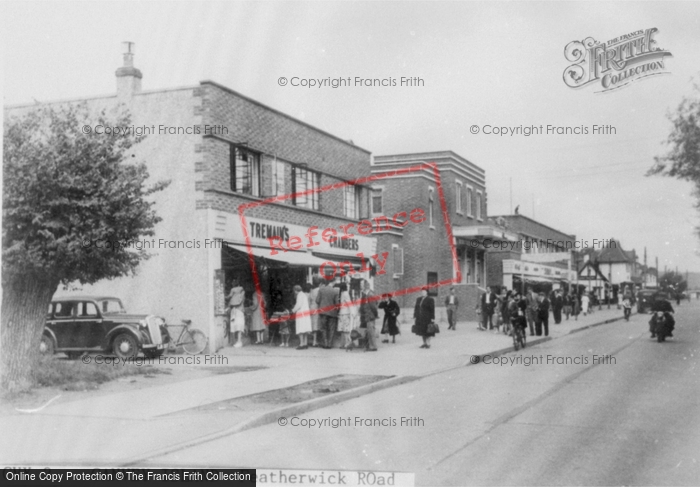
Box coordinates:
[504,259,576,293]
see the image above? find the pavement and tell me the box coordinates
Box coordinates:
[0,305,635,467]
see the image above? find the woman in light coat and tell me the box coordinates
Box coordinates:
[291,284,312,350]
[246,290,266,344]
[227,280,246,348]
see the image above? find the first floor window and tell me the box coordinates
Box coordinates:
[466,186,474,217]
[274,159,287,196]
[293,166,320,210]
[231,146,260,196]
[344,184,359,219]
[456,181,463,214]
[476,190,483,220]
[429,187,435,228]
[393,245,404,276]
[371,189,383,215]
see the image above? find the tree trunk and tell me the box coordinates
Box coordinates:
[1,274,59,392]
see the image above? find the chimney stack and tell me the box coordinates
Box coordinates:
[115,41,142,101]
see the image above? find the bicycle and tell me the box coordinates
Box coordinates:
[512,322,526,351]
[163,320,208,355]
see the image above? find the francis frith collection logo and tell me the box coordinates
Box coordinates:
[563,28,672,93]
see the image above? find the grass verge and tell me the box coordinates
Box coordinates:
[31,354,170,392]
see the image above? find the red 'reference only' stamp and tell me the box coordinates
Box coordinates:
[237,163,459,326]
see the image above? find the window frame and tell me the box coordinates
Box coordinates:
[455,180,463,215]
[476,189,483,221]
[371,187,383,217]
[292,165,320,210]
[230,146,261,197]
[392,244,404,278]
[466,185,474,218]
[343,184,359,220]
[428,186,435,229]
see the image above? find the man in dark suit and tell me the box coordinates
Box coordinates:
[360,279,379,351]
[413,287,436,349]
[444,287,459,330]
[536,292,550,336]
[552,289,564,324]
[316,280,340,348]
[487,287,497,329]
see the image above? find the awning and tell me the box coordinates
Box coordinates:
[226,243,332,267]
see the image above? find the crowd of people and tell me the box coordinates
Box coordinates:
[226,278,644,350]
[477,286,611,337]
[224,277,410,352]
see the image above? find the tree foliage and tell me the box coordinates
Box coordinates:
[648,80,700,203]
[2,102,169,391]
[3,103,169,286]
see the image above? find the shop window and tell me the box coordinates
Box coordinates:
[230,146,260,196]
[466,186,473,217]
[344,185,359,219]
[292,166,320,210]
[427,272,438,296]
[456,180,463,214]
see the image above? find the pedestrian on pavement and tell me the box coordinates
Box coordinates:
[337,283,353,349]
[563,292,572,321]
[526,286,538,336]
[413,287,436,348]
[360,279,379,351]
[444,287,459,330]
[316,279,340,349]
[226,279,246,348]
[553,289,564,324]
[536,292,550,336]
[245,288,266,345]
[487,287,497,330]
[479,290,489,331]
[307,278,321,347]
[291,284,311,349]
[379,293,401,343]
[498,290,512,334]
[580,291,590,316]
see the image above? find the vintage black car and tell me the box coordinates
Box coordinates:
[40,296,168,359]
[637,290,669,314]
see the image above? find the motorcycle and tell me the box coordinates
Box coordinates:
[649,311,675,342]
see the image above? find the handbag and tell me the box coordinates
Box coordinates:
[411,324,418,334]
[427,321,440,334]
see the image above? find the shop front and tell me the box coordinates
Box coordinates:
[206,209,377,350]
[504,259,577,294]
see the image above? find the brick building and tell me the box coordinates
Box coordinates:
[5,45,378,352]
[370,151,514,322]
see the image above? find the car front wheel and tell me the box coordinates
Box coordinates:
[112,334,139,359]
[39,335,55,355]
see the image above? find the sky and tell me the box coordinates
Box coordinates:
[3,1,700,273]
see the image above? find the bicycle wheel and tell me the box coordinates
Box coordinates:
[182,329,208,355]
[512,330,520,351]
[520,330,526,349]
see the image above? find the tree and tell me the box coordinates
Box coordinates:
[648,79,700,237]
[658,271,686,295]
[2,103,168,392]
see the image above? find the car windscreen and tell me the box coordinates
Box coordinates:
[99,299,126,315]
